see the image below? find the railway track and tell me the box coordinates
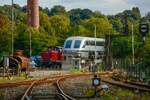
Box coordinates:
[20,74,86,100]
[0,71,71,89]
[2,71,150,99]
[0,71,112,88]
[20,72,113,100]
[101,78,150,92]
[20,75,76,100]
[7,71,150,99]
[125,81,150,89]
[55,77,76,100]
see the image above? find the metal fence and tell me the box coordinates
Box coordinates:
[112,58,150,82]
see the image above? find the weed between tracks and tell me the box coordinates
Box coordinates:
[0,77,33,83]
[83,86,150,100]
[69,67,82,74]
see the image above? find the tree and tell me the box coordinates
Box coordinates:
[80,9,93,19]
[0,15,11,56]
[50,5,67,16]
[112,37,132,58]
[109,18,123,33]
[144,36,150,59]
[68,25,87,36]
[15,27,54,56]
[81,17,113,37]
[93,11,106,18]
[69,8,93,24]
[41,7,51,16]
[69,8,82,24]
[49,15,70,45]
[131,7,141,20]
[39,11,52,33]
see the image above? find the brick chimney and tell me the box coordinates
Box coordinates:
[27,0,39,29]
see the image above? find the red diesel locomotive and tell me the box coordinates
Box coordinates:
[41,46,63,69]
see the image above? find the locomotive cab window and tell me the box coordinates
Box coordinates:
[96,41,105,46]
[74,40,81,48]
[65,40,72,48]
[90,41,95,46]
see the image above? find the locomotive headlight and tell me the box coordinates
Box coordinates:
[78,53,81,57]
[81,59,85,63]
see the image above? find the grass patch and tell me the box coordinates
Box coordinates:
[0,77,26,83]
[69,66,81,73]
[0,72,33,83]
[101,87,150,100]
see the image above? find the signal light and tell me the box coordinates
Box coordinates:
[139,23,149,37]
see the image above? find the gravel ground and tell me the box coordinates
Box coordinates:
[58,75,150,100]
[0,86,28,100]
[31,83,56,100]
[29,70,71,78]
[60,76,101,100]
[0,70,71,100]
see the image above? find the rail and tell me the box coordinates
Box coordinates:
[56,77,76,100]
[102,78,150,92]
[19,72,113,100]
[21,81,36,100]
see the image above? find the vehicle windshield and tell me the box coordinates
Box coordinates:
[74,40,81,48]
[65,40,72,48]
[96,41,105,46]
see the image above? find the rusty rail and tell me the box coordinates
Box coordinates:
[125,81,150,89]
[21,78,59,100]
[21,81,36,100]
[56,77,76,100]
[0,71,112,88]
[102,78,150,92]
[19,72,113,100]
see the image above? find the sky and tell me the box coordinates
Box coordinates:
[0,0,149,16]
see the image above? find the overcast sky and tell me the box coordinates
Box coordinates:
[0,0,149,16]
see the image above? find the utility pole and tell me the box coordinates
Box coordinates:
[29,32,32,57]
[11,0,14,55]
[94,24,97,64]
[131,24,135,65]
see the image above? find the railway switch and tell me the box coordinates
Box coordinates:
[101,84,109,92]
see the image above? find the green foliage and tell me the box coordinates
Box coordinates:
[49,15,70,45]
[0,4,149,61]
[81,17,113,37]
[69,8,82,24]
[50,5,67,16]
[0,15,11,55]
[131,7,141,20]
[144,36,150,59]
[69,66,81,73]
[68,8,93,24]
[110,18,123,33]
[112,37,132,58]
[93,11,106,18]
